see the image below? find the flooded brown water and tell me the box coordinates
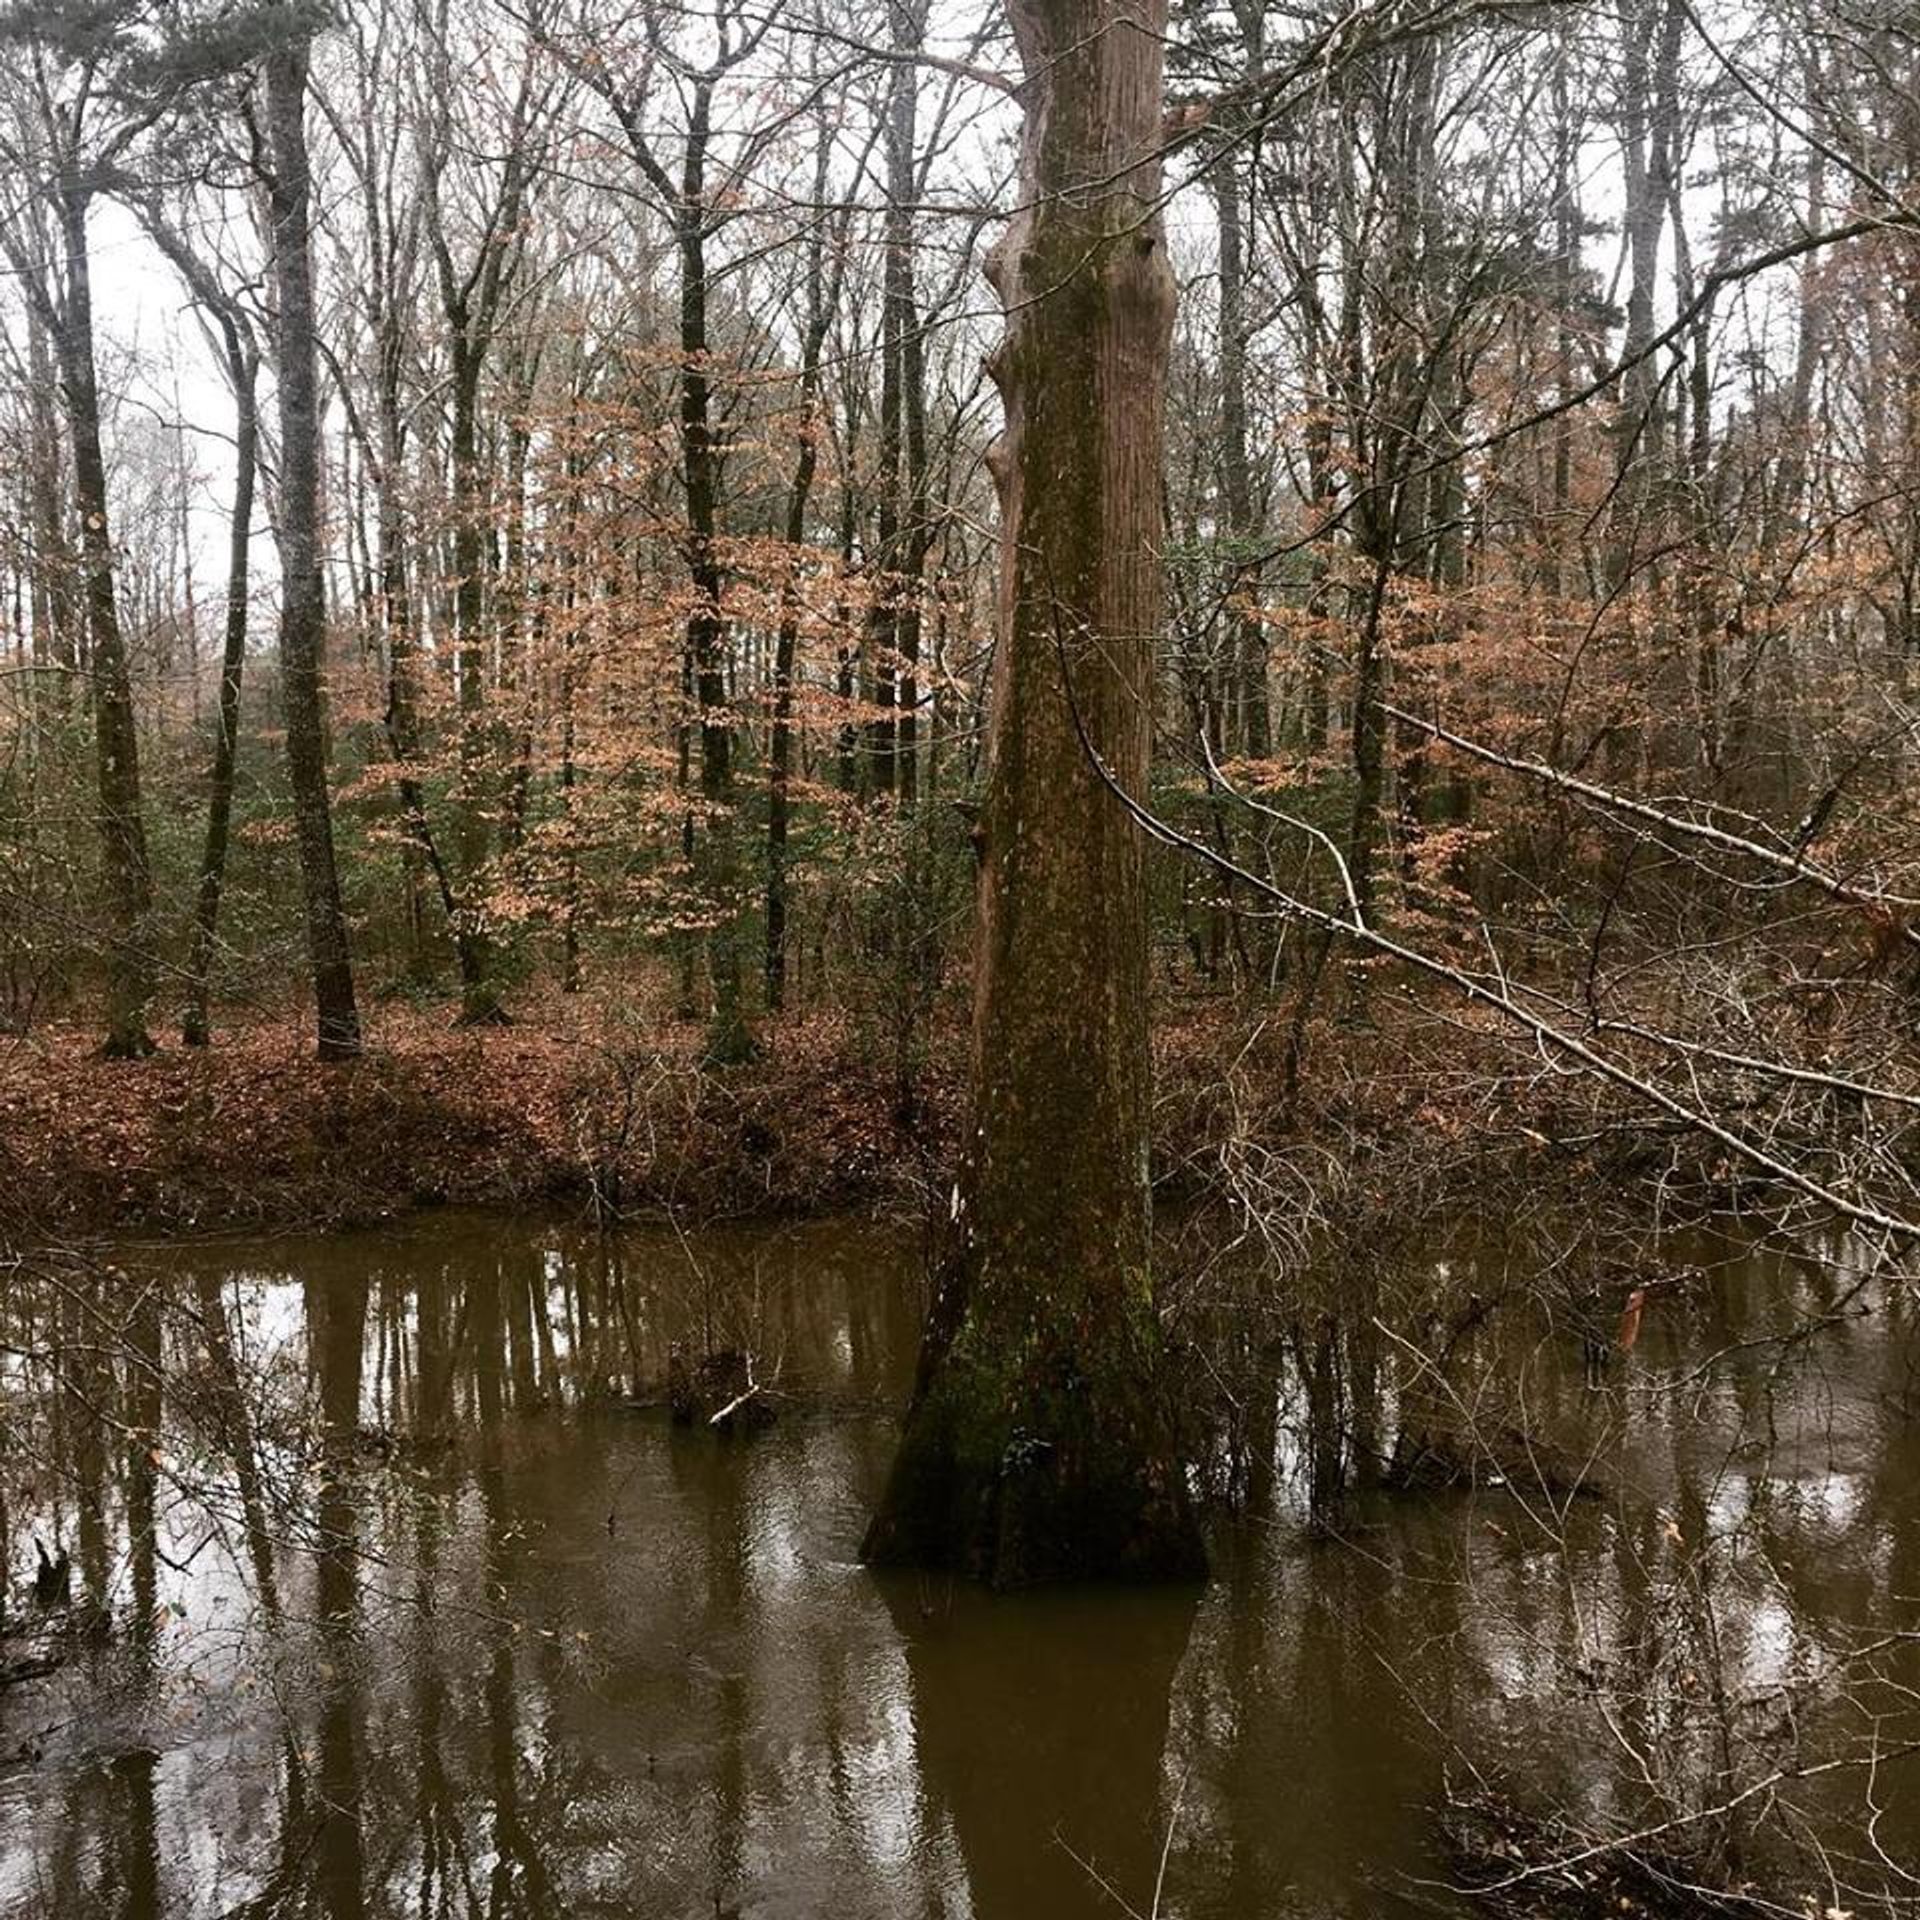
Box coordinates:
[2,1211,1918,1917]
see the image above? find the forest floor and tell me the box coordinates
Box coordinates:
[0,982,1669,1239]
[0,999,966,1235]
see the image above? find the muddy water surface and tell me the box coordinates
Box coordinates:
[1,1213,1916,1917]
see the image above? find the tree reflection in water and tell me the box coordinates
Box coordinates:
[0,1214,1918,1917]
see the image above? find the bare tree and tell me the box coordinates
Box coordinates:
[0,5,165,1055]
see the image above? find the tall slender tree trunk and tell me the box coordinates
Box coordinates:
[381,399,497,1020]
[1605,0,1683,626]
[559,628,582,993]
[862,9,929,808]
[889,0,928,808]
[834,470,860,795]
[24,312,73,680]
[499,401,538,858]
[1214,146,1268,758]
[764,448,813,1014]
[445,353,510,1023]
[183,340,259,1046]
[367,275,470,996]
[767,114,840,1015]
[673,102,748,1063]
[450,353,490,872]
[863,0,1205,1587]
[863,253,903,804]
[132,207,262,1048]
[53,185,156,1057]
[1550,40,1579,603]
[557,407,587,994]
[266,38,362,1060]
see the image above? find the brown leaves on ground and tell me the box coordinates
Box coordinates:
[1,981,1689,1241]
[0,1002,960,1236]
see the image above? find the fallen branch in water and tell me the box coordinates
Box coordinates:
[707,1377,768,1428]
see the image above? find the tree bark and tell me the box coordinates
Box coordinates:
[138,202,264,1049]
[183,338,258,1047]
[766,111,841,1014]
[1214,144,1268,758]
[266,37,363,1060]
[1606,0,1683,600]
[24,311,74,680]
[887,0,930,807]
[602,65,749,1058]
[443,341,512,1022]
[51,184,157,1056]
[862,0,1205,1587]
[673,90,749,1063]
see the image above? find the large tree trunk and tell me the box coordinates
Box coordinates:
[266,38,363,1061]
[54,185,157,1057]
[862,0,1204,1587]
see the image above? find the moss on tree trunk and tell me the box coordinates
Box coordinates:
[862,0,1204,1588]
